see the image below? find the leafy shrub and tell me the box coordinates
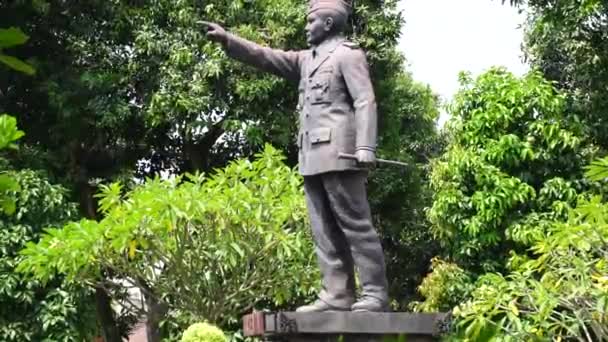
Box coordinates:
[0,170,96,341]
[19,145,318,326]
[181,323,226,342]
[417,69,595,317]
[428,68,589,272]
[410,258,473,313]
[1,30,95,340]
[452,157,608,341]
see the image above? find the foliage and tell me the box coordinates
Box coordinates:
[0,0,419,179]
[0,26,96,341]
[431,3,608,338]
[0,26,30,215]
[0,114,24,215]
[0,170,96,342]
[410,258,473,313]
[1,2,151,211]
[0,27,35,75]
[452,160,608,341]
[0,114,24,151]
[507,0,608,149]
[181,323,227,342]
[19,145,317,326]
[427,68,591,273]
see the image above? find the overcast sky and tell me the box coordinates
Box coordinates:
[397,0,529,123]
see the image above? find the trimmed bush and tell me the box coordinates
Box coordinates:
[180,322,227,342]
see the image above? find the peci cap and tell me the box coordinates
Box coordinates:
[308,0,352,18]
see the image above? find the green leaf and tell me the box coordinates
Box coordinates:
[508,299,519,316]
[0,114,25,149]
[0,198,17,215]
[584,156,608,181]
[0,174,21,192]
[128,240,137,259]
[231,242,245,257]
[0,27,29,48]
[0,54,35,75]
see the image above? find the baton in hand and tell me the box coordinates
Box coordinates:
[338,152,409,167]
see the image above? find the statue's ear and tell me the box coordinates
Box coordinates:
[324,16,334,32]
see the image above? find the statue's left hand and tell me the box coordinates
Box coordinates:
[355,150,376,166]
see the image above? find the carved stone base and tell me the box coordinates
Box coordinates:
[243,311,450,342]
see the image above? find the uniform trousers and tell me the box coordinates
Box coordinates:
[303,170,388,308]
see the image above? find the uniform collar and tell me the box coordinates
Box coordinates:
[312,35,345,58]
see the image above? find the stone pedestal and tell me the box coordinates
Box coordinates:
[243,311,450,342]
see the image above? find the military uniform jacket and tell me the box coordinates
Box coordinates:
[224,33,378,176]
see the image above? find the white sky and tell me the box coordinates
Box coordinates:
[397,0,529,124]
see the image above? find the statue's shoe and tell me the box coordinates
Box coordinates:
[351,297,389,312]
[295,299,351,313]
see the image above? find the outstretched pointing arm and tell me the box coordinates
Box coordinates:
[201,21,302,83]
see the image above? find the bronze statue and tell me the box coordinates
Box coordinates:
[202,0,389,312]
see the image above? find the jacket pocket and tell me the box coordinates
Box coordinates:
[311,72,331,105]
[309,127,331,144]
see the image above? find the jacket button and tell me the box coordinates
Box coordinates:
[305,114,309,118]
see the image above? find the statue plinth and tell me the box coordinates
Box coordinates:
[243,311,450,342]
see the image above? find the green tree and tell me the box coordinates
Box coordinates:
[2,7,149,337]
[416,68,594,311]
[0,28,95,341]
[505,0,608,149]
[19,146,317,337]
[0,170,96,342]
[452,157,608,341]
[0,26,31,214]
[0,26,96,342]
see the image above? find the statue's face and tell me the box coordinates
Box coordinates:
[305,12,333,46]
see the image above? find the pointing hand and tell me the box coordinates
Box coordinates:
[198,21,227,44]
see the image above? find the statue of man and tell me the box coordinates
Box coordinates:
[203,0,389,312]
